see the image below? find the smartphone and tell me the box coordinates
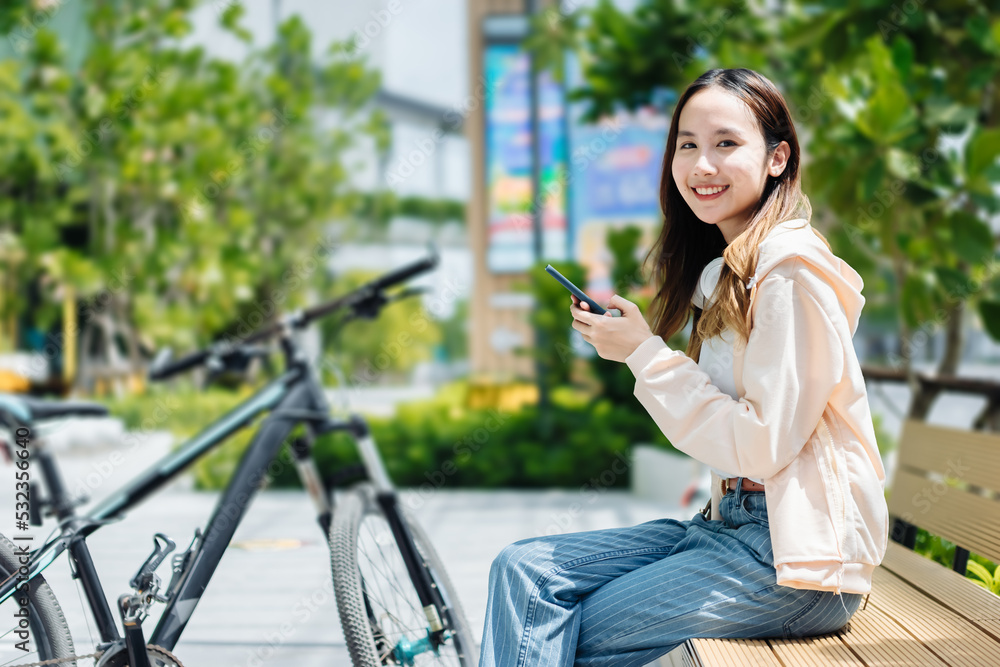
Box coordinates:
[545,265,621,317]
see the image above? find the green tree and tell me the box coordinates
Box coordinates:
[0,0,383,389]
[528,0,1000,424]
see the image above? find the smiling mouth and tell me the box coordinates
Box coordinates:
[692,185,730,199]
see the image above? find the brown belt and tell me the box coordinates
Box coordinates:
[722,477,765,495]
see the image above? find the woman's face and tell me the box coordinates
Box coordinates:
[671,86,789,244]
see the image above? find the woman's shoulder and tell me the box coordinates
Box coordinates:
[754,220,858,289]
[753,229,866,336]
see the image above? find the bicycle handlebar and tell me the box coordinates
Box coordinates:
[298,249,439,327]
[148,247,439,382]
[148,348,211,381]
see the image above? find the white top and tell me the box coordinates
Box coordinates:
[692,257,764,485]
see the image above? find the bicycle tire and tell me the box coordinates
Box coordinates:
[330,485,478,666]
[0,533,76,666]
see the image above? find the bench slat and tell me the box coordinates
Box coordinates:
[839,602,948,665]
[887,469,1000,564]
[895,420,1000,494]
[881,542,1000,632]
[767,632,861,665]
[869,567,1000,666]
[669,554,1000,667]
[684,637,782,666]
[675,599,962,667]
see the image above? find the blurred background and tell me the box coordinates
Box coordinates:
[1,0,1000,651]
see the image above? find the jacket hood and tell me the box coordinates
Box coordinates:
[750,218,866,335]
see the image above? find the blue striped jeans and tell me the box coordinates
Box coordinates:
[479,480,863,667]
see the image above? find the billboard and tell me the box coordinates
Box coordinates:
[484,42,568,273]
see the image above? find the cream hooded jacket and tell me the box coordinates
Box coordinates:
[624,218,889,595]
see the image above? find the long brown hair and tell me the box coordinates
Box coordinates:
[644,68,819,361]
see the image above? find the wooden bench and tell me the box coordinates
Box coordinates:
[654,419,1000,666]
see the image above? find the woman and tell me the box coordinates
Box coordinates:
[479,68,889,667]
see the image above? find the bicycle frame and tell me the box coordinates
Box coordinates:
[0,337,384,653]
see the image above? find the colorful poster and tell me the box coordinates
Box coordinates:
[484,43,567,273]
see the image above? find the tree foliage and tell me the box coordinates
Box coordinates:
[0,0,384,387]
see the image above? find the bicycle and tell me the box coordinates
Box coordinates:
[0,249,478,667]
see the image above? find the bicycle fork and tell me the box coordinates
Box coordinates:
[374,492,449,646]
[350,419,451,645]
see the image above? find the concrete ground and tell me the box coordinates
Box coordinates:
[4,426,691,666]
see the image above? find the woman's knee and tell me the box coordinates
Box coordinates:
[491,537,544,580]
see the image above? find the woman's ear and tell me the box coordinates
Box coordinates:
[769,141,790,178]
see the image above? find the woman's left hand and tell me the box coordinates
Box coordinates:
[570,294,654,363]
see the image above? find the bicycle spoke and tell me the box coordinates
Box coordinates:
[362,547,428,632]
[355,514,462,664]
[358,546,423,641]
[358,546,421,622]
[358,522,425,622]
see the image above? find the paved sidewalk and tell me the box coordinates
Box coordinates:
[7,432,691,666]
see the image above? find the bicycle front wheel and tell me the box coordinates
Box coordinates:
[0,534,76,666]
[330,485,478,666]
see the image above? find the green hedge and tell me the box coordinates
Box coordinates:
[232,380,672,491]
